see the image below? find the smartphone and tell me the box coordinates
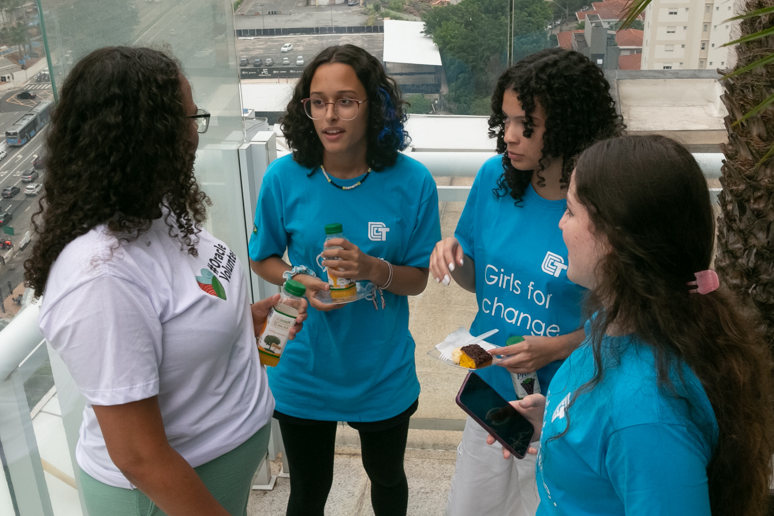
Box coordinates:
[456,372,535,459]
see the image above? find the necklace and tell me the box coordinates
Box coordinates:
[320,165,371,191]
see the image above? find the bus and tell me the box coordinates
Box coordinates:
[5,101,53,146]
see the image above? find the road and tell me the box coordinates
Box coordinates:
[0,85,53,313]
[237,33,384,70]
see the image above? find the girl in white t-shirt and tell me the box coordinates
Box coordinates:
[26,46,305,516]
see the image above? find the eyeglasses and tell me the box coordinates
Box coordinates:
[301,98,367,121]
[188,108,210,134]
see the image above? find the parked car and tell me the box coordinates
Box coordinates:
[296,55,304,66]
[16,91,36,99]
[239,56,248,67]
[348,0,359,5]
[0,150,7,161]
[265,57,274,66]
[282,57,290,66]
[21,169,38,183]
[2,186,19,199]
[32,155,45,169]
[24,183,42,196]
[254,57,262,67]
[0,212,13,226]
[281,43,293,53]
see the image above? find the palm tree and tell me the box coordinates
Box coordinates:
[621,1,774,351]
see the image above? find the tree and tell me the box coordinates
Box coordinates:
[422,0,551,112]
[263,335,281,353]
[618,1,774,349]
[405,93,433,114]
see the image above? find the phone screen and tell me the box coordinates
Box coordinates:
[456,373,535,459]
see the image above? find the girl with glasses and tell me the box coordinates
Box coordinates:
[249,44,441,516]
[26,47,306,516]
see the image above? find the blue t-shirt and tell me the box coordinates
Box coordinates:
[537,320,717,516]
[249,154,441,422]
[455,155,585,399]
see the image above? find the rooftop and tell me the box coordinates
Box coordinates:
[383,20,443,66]
[575,0,642,22]
[618,53,642,70]
[616,28,643,48]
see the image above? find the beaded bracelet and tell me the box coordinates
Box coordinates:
[282,265,317,283]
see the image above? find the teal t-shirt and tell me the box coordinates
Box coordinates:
[455,155,585,399]
[249,154,441,421]
[537,319,718,515]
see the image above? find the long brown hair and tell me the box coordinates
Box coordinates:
[572,135,774,515]
[24,47,210,296]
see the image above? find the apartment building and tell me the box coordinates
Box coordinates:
[641,0,735,70]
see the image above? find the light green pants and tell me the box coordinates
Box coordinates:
[79,423,271,516]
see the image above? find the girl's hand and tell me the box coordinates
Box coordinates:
[320,238,377,282]
[251,294,309,339]
[494,336,559,373]
[429,237,465,286]
[485,394,546,459]
[292,274,344,312]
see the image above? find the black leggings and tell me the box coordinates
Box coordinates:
[275,399,418,516]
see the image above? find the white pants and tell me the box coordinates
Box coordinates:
[445,416,540,516]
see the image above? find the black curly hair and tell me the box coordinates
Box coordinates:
[281,44,410,172]
[488,48,624,204]
[24,46,210,297]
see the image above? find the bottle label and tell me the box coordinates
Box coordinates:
[257,307,296,359]
[512,372,541,399]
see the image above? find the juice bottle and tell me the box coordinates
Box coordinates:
[507,335,541,399]
[257,279,306,367]
[323,223,357,301]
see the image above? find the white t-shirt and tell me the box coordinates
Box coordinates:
[39,217,274,489]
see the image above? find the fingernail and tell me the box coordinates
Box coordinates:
[449,262,455,272]
[443,275,450,286]
[459,258,464,266]
[435,276,440,283]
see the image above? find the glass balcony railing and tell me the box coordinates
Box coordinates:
[0,0,735,514]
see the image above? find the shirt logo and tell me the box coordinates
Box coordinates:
[368,222,390,241]
[542,252,568,277]
[196,268,227,300]
[551,392,571,422]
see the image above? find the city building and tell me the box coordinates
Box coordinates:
[382,20,443,96]
[640,0,735,70]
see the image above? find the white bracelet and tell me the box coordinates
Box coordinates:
[282,265,316,283]
[378,258,393,290]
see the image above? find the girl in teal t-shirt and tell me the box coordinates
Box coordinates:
[503,135,774,516]
[433,49,624,516]
[249,44,440,516]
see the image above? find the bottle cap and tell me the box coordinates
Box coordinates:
[506,336,525,345]
[324,223,343,235]
[283,279,306,297]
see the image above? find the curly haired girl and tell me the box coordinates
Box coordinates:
[431,48,624,516]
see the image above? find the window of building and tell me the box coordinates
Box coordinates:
[700,59,706,67]
[716,5,719,9]
[726,24,729,28]
[667,26,676,33]
[681,44,685,48]
[663,65,673,69]
[701,41,706,50]
[714,24,717,28]
[665,44,674,51]
[721,61,725,65]
[705,4,711,13]
[710,61,713,65]
[668,8,677,14]
[703,23,709,32]
[712,43,715,47]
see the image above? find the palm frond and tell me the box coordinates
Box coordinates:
[732,93,774,128]
[721,26,774,47]
[618,0,649,29]
[723,5,774,23]
[721,53,774,81]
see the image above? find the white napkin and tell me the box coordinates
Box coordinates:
[435,326,499,356]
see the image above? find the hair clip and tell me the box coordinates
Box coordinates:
[687,270,719,295]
